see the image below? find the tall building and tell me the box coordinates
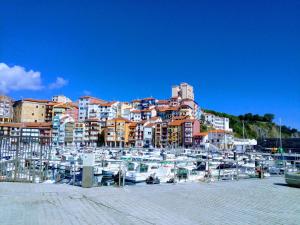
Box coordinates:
[0,95,14,123]
[13,99,49,123]
[172,82,194,100]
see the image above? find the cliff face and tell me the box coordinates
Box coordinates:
[202,109,300,139]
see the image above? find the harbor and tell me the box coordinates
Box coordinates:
[1,176,299,225]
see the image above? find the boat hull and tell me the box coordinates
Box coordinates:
[285,173,300,188]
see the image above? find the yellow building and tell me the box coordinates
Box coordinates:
[105,117,130,147]
[13,99,49,123]
[168,120,184,147]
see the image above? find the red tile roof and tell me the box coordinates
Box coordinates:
[193,132,208,137]
[131,99,141,103]
[143,97,155,100]
[99,102,117,107]
[22,98,49,103]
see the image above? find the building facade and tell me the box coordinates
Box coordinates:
[203,112,231,131]
[78,96,106,122]
[172,82,194,100]
[13,99,49,123]
[105,117,130,147]
[52,95,72,103]
[0,95,14,123]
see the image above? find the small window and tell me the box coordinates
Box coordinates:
[32,113,34,116]
[36,105,38,108]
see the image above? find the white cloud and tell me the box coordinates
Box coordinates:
[0,62,69,94]
[48,77,69,89]
[0,62,44,94]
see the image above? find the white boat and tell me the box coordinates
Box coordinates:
[125,162,159,183]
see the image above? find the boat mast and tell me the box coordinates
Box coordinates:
[279,118,282,149]
[242,120,245,152]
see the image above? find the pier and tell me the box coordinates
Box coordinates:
[0,176,299,225]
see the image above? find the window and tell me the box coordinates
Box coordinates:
[32,113,34,116]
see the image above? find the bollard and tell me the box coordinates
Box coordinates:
[82,153,95,188]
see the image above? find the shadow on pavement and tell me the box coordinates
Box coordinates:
[274,183,300,189]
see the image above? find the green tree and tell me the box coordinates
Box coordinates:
[263,113,275,123]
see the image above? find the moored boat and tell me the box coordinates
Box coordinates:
[285,172,300,188]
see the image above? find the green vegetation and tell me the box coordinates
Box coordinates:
[203,109,300,139]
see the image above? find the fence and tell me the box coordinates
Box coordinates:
[0,136,53,183]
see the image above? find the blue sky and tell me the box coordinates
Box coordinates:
[0,0,299,129]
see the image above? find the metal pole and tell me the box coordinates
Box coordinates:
[119,162,121,187]
[236,158,239,181]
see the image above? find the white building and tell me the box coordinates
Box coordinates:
[172,82,194,100]
[52,95,72,103]
[143,123,155,148]
[130,110,142,122]
[78,96,106,122]
[203,112,231,131]
[87,101,119,121]
[207,130,234,150]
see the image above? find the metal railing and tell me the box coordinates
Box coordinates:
[0,135,53,183]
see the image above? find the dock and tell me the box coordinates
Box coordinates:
[0,177,299,225]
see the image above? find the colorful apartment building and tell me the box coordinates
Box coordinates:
[154,122,168,148]
[84,118,102,146]
[168,119,200,148]
[105,117,130,147]
[52,114,75,146]
[128,122,137,147]
[53,102,78,122]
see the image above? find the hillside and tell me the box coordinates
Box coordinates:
[202,109,300,139]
